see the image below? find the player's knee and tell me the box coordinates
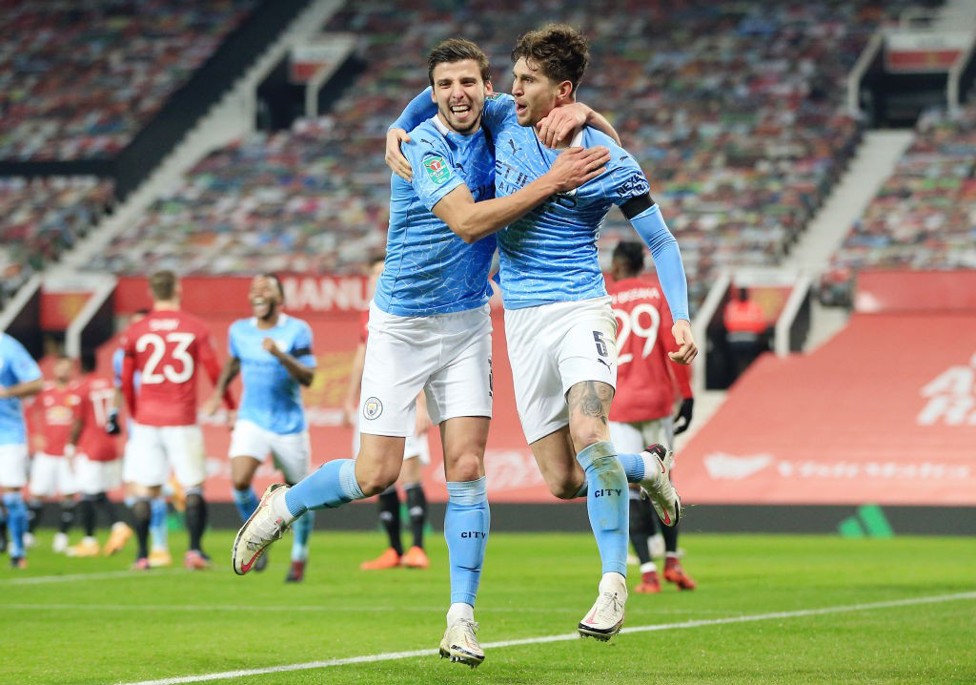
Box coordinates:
[444,451,482,483]
[356,466,399,498]
[231,475,252,491]
[569,426,608,456]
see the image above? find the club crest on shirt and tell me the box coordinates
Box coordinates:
[362,397,383,420]
[423,155,450,185]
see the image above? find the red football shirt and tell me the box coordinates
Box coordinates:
[32,383,80,456]
[607,274,692,423]
[119,309,232,426]
[73,375,119,461]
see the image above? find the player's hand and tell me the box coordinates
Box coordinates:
[202,394,222,417]
[414,411,432,437]
[536,103,590,148]
[385,128,412,182]
[673,398,695,435]
[105,409,121,436]
[669,319,698,365]
[549,146,610,193]
[262,337,282,358]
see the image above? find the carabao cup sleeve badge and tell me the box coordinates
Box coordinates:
[423,155,451,184]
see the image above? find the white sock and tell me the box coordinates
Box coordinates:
[270,488,296,524]
[639,561,657,574]
[599,571,627,596]
[640,452,662,481]
[446,602,474,627]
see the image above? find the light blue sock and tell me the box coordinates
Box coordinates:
[149,497,168,550]
[577,441,628,577]
[232,487,259,521]
[284,459,364,517]
[444,477,490,606]
[3,492,28,558]
[617,452,646,483]
[291,511,315,561]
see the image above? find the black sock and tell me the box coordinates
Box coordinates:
[58,500,76,535]
[132,499,151,559]
[79,497,96,537]
[377,486,402,555]
[662,520,679,555]
[405,483,427,549]
[184,493,207,553]
[27,500,43,534]
[93,492,121,526]
[629,497,657,565]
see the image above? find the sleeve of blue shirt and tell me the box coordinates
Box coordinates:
[605,150,690,322]
[12,343,42,384]
[391,87,435,131]
[404,132,465,210]
[294,321,317,368]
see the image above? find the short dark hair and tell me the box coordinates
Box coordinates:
[428,38,491,86]
[612,241,644,276]
[511,24,589,95]
[148,270,177,301]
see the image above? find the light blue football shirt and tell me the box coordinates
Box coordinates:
[374,115,496,317]
[482,95,650,309]
[228,314,316,435]
[0,333,42,445]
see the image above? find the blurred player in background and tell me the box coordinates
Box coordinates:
[388,25,696,641]
[606,241,697,593]
[0,332,44,568]
[110,308,172,566]
[345,256,431,571]
[232,38,607,668]
[206,273,317,583]
[120,270,235,570]
[67,352,130,557]
[25,354,79,554]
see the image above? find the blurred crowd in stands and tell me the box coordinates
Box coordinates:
[0,0,255,161]
[86,0,895,316]
[0,0,966,319]
[0,176,115,307]
[821,101,976,306]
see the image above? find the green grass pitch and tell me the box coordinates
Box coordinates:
[2,530,974,684]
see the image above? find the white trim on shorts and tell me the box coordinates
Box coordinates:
[359,302,492,437]
[505,297,618,444]
[0,443,30,488]
[229,419,312,484]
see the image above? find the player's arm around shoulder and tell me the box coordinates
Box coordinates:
[432,145,611,243]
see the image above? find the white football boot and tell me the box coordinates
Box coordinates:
[232,483,291,575]
[578,574,627,641]
[439,618,485,668]
[639,444,681,527]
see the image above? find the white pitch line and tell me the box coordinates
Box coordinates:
[115,591,976,685]
[0,569,184,585]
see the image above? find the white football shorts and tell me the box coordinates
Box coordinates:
[74,456,123,496]
[505,296,618,444]
[123,422,206,489]
[0,443,29,488]
[359,302,492,436]
[229,419,311,484]
[351,414,431,465]
[29,452,78,497]
[609,417,675,455]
